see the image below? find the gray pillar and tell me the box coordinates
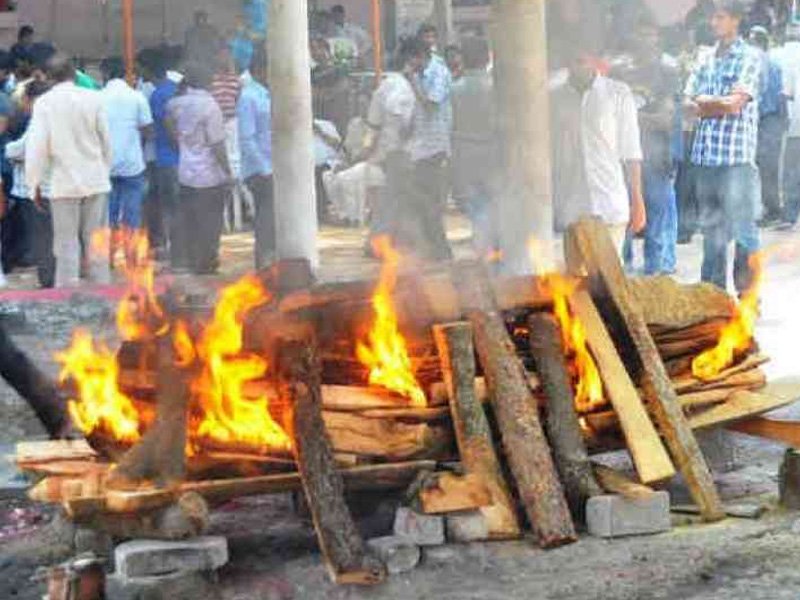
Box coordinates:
[492,0,554,275]
[268,0,320,269]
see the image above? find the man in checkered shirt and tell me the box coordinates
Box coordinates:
[685,0,762,295]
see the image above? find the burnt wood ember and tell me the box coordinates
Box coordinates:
[277,334,386,585]
[565,218,724,522]
[455,263,577,549]
[432,322,521,539]
[528,313,601,519]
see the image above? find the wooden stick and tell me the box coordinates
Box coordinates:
[674,364,768,395]
[278,336,385,586]
[565,218,724,522]
[569,289,675,485]
[729,417,800,448]
[689,391,793,430]
[456,264,576,548]
[432,322,520,539]
[429,373,541,407]
[527,313,602,518]
[592,464,655,500]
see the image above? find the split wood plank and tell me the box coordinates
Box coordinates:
[569,288,675,484]
[528,312,602,517]
[592,464,655,500]
[689,391,794,430]
[14,440,97,463]
[419,472,493,515]
[455,263,577,548]
[565,218,724,522]
[432,322,520,539]
[429,374,542,407]
[278,336,385,585]
[728,417,800,448]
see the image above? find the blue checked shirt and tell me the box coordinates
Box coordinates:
[685,39,761,167]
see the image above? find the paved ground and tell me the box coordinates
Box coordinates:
[1,220,800,599]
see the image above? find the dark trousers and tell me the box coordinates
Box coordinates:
[248,174,275,270]
[409,153,452,261]
[33,198,55,288]
[676,132,699,241]
[1,197,36,271]
[783,137,800,224]
[174,185,226,274]
[757,113,786,220]
[146,165,179,250]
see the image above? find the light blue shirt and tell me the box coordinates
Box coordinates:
[409,53,453,161]
[102,79,153,177]
[237,75,272,179]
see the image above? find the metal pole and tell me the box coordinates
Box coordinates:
[371,0,383,83]
[122,0,136,85]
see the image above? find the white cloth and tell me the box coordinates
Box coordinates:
[552,74,642,227]
[367,72,416,162]
[323,161,385,225]
[102,79,153,177]
[781,41,800,137]
[313,119,341,167]
[6,132,52,199]
[25,81,113,199]
[138,80,157,164]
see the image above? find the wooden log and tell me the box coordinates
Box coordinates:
[689,391,794,430]
[527,312,602,518]
[432,322,520,539]
[729,417,800,448]
[418,472,493,515]
[678,389,736,410]
[565,218,724,522]
[455,263,577,548]
[107,333,190,490]
[568,289,675,485]
[592,464,655,500]
[355,407,451,421]
[278,335,385,586]
[429,373,542,407]
[673,356,769,393]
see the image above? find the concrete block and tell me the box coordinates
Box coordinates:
[74,527,114,557]
[586,492,671,539]
[393,507,445,546]
[422,545,459,565]
[445,511,489,543]
[366,536,420,574]
[106,570,217,600]
[780,448,800,509]
[114,536,228,579]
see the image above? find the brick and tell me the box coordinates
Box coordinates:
[586,492,671,539]
[366,536,420,574]
[780,448,800,509]
[105,571,216,600]
[393,507,445,546]
[445,511,489,543]
[114,536,228,579]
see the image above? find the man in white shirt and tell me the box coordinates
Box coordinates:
[551,53,647,251]
[780,27,800,228]
[102,57,153,265]
[331,5,372,64]
[25,53,113,288]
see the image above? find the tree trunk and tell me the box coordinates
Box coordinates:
[278,336,385,585]
[527,313,601,520]
[432,322,520,539]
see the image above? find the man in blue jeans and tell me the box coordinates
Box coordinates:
[684,0,762,294]
[620,18,679,275]
[101,57,153,265]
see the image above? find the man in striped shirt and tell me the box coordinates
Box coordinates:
[685,0,762,294]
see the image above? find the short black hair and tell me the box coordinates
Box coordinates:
[714,0,747,19]
[331,4,345,15]
[18,25,33,40]
[184,61,213,89]
[394,36,427,70]
[102,56,126,80]
[25,79,50,100]
[417,23,438,37]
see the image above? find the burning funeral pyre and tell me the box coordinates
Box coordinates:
[15,218,793,585]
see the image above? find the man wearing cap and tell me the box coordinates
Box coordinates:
[685,0,762,294]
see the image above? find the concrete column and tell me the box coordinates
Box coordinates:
[268,0,319,268]
[492,0,554,275]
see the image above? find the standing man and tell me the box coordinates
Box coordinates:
[148,50,180,261]
[781,26,800,229]
[749,26,787,225]
[237,49,274,270]
[166,62,232,275]
[617,19,680,275]
[407,24,453,261]
[25,53,112,288]
[550,53,646,253]
[101,57,153,265]
[330,4,371,64]
[685,0,762,294]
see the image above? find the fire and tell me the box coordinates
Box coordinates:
[56,329,141,443]
[692,253,763,381]
[192,274,292,452]
[529,239,604,413]
[116,230,166,341]
[357,236,427,407]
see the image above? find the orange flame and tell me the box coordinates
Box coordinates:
[692,253,763,381]
[356,236,427,407]
[55,329,141,443]
[192,274,292,452]
[116,230,167,341]
[529,239,604,413]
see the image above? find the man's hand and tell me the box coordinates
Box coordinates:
[629,191,647,234]
[32,188,43,212]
